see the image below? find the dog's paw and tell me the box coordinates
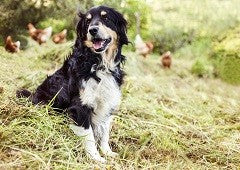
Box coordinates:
[94,156,106,163]
[87,153,106,163]
[103,150,119,158]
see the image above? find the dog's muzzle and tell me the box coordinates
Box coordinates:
[88,26,112,53]
[89,26,99,36]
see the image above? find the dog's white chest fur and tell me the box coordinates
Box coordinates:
[80,70,121,124]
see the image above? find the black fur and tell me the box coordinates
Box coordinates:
[17,6,128,129]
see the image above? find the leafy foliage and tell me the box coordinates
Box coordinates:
[152,27,195,54]
[0,0,93,44]
[150,0,240,54]
[37,18,75,39]
[95,0,151,40]
[191,58,211,77]
[212,26,240,84]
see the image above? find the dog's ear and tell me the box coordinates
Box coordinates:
[115,11,128,46]
[74,11,87,49]
[76,11,86,39]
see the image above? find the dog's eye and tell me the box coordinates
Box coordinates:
[102,15,108,21]
[86,19,91,25]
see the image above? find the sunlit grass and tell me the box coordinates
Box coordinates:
[152,0,240,37]
[0,40,240,169]
[1,0,240,168]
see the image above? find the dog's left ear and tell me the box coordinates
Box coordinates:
[74,11,87,49]
[115,11,128,46]
[76,11,86,39]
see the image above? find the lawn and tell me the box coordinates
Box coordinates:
[1,0,240,169]
[0,38,240,169]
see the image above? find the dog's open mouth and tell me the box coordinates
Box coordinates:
[92,38,111,52]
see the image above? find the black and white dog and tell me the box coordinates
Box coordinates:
[17,6,128,162]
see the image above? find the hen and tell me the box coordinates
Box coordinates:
[161,51,172,68]
[5,36,20,53]
[27,23,52,44]
[134,34,154,58]
[52,29,67,44]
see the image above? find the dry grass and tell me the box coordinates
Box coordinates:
[0,39,240,169]
[1,1,240,168]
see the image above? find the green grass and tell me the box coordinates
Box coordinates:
[211,25,240,85]
[1,0,240,169]
[0,40,240,169]
[151,0,240,37]
[150,0,240,54]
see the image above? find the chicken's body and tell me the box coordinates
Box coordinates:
[134,34,154,58]
[52,29,67,44]
[5,36,20,53]
[28,23,52,44]
[161,51,172,68]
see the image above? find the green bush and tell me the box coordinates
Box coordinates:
[212,26,240,85]
[0,0,55,38]
[175,37,212,60]
[0,0,92,41]
[95,0,151,40]
[37,18,67,33]
[151,27,195,54]
[219,54,240,85]
[37,18,77,40]
[191,58,211,77]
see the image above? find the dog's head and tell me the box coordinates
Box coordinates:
[76,6,128,54]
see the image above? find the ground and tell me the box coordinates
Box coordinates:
[0,39,240,169]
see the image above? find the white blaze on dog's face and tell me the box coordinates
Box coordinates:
[86,21,117,54]
[84,8,119,56]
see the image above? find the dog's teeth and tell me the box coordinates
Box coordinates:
[101,41,105,46]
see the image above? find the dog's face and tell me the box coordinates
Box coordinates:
[76,6,128,54]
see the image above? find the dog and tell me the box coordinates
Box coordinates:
[17,6,128,162]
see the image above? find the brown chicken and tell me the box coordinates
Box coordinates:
[5,36,20,53]
[161,51,172,68]
[27,23,52,44]
[52,29,67,44]
[0,87,3,94]
[134,34,154,58]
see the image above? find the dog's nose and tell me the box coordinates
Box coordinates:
[89,26,99,36]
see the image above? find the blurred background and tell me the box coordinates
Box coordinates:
[1,0,240,169]
[1,0,240,84]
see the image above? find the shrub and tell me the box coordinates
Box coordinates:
[212,26,240,85]
[95,0,152,40]
[0,0,92,41]
[151,27,195,54]
[218,54,240,85]
[37,18,67,33]
[191,58,211,77]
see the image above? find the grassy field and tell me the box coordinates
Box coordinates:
[0,38,240,169]
[1,0,240,169]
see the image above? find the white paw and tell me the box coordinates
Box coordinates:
[103,150,119,157]
[87,152,106,163]
[92,155,106,163]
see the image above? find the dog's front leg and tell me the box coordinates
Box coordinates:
[70,124,106,163]
[99,116,118,157]
[68,98,105,162]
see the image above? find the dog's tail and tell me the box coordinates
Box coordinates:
[16,89,32,99]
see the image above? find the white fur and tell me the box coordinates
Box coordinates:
[69,124,106,162]
[98,116,118,157]
[75,69,121,161]
[80,69,121,114]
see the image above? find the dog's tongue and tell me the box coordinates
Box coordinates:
[93,41,102,50]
